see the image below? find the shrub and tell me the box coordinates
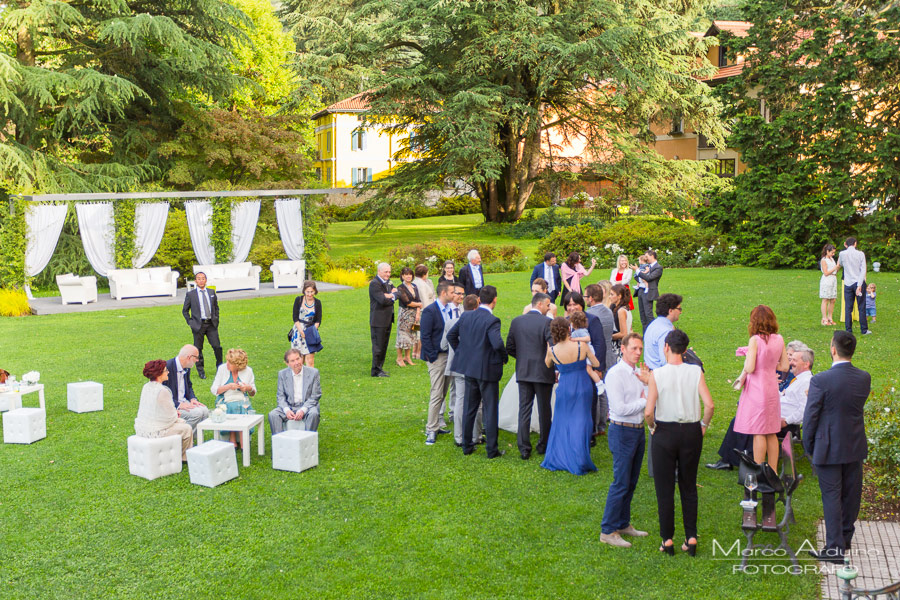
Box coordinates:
[321,268,370,288]
[505,207,606,239]
[248,239,288,283]
[435,195,480,215]
[0,289,31,317]
[528,192,552,209]
[323,204,364,222]
[149,208,196,286]
[385,239,524,273]
[302,196,330,280]
[332,253,379,278]
[866,387,900,503]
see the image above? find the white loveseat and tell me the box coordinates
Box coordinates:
[56,273,98,305]
[193,262,261,292]
[107,267,180,300]
[270,260,306,289]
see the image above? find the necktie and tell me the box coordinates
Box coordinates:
[201,289,211,318]
[454,308,459,318]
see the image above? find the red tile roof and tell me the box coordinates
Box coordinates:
[708,20,753,38]
[311,91,371,119]
[704,62,746,82]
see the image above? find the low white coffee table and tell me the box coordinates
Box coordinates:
[195,414,265,467]
[0,384,45,412]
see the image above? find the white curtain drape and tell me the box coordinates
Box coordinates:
[75,202,115,276]
[230,200,260,263]
[25,203,68,277]
[185,200,215,265]
[132,202,169,268]
[274,198,305,261]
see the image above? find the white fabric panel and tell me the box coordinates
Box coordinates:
[75,202,115,277]
[185,200,215,265]
[230,200,260,263]
[132,202,170,268]
[274,198,305,261]
[24,202,68,277]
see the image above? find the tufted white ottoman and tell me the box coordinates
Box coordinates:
[272,430,318,473]
[0,392,22,413]
[67,381,103,413]
[127,435,183,480]
[187,440,238,487]
[2,408,46,444]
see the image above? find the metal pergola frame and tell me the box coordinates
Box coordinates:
[15,188,358,202]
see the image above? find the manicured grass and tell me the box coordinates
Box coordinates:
[1,267,898,599]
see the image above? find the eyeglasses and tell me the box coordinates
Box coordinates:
[675,306,683,312]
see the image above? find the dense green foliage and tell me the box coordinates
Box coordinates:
[301,196,330,280]
[287,0,727,225]
[700,0,900,268]
[0,198,27,286]
[211,198,235,263]
[865,387,900,505]
[113,200,137,269]
[148,209,195,284]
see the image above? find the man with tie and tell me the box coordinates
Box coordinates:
[505,292,554,459]
[838,237,871,335]
[268,349,322,434]
[182,272,222,379]
[163,344,210,430]
[635,250,663,333]
[448,285,509,458]
[458,249,485,296]
[369,262,398,377]
[444,288,483,447]
[420,281,457,445]
[804,331,870,564]
[530,253,562,304]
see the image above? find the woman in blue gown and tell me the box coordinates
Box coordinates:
[541,316,600,475]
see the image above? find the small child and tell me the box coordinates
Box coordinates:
[635,254,649,292]
[866,283,877,323]
[569,311,604,394]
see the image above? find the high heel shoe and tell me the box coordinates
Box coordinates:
[682,538,697,556]
[659,540,675,556]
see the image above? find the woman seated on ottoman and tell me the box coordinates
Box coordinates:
[210,348,257,448]
[135,360,193,461]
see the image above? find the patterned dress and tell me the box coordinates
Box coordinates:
[395,283,420,349]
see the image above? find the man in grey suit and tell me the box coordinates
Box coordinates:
[635,251,663,333]
[585,283,614,436]
[268,349,322,434]
[443,285,482,447]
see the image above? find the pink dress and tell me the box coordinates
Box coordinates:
[734,334,784,435]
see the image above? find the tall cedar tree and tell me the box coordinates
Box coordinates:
[701,0,900,268]
[287,0,727,224]
[1,0,246,193]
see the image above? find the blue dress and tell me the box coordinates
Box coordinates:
[541,344,597,475]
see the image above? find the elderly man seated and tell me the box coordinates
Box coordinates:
[268,349,321,434]
[778,346,813,437]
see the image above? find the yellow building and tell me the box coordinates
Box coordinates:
[311,92,408,187]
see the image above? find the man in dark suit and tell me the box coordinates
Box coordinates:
[420,281,455,445]
[506,292,554,459]
[457,249,485,296]
[369,262,398,377]
[448,285,508,458]
[530,252,562,303]
[181,272,222,379]
[163,344,209,430]
[803,331,870,564]
[635,251,663,333]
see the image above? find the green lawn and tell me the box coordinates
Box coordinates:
[1,267,898,599]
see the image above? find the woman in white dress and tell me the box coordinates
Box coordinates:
[609,254,635,311]
[135,360,193,461]
[819,244,840,326]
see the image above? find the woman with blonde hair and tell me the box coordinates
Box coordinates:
[211,348,257,448]
[609,254,635,311]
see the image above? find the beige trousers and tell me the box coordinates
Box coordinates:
[426,354,450,433]
[161,420,194,461]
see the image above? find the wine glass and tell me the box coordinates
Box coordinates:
[242,395,251,415]
[745,473,758,493]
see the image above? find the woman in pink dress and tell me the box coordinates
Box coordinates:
[560,252,596,303]
[734,305,789,471]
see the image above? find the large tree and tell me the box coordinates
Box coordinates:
[700,0,900,268]
[288,0,726,223]
[0,0,247,194]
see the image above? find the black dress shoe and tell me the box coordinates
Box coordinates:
[808,549,843,564]
[589,436,596,448]
[436,428,451,434]
[197,367,206,380]
[706,460,734,471]
[488,450,506,459]
[520,451,531,460]
[373,371,390,377]
[462,448,474,455]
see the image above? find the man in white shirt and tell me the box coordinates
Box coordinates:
[780,348,813,431]
[838,237,871,335]
[600,333,651,548]
[269,349,321,434]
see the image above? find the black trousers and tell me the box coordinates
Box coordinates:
[463,376,501,458]
[651,421,703,542]
[516,380,553,456]
[370,325,392,375]
[843,283,869,334]
[638,293,654,333]
[815,461,863,553]
[192,321,222,372]
[716,416,754,466]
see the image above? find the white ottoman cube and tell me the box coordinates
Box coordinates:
[187,440,238,487]
[272,430,318,473]
[3,408,46,444]
[285,420,306,431]
[127,435,183,480]
[0,392,22,413]
[68,381,103,413]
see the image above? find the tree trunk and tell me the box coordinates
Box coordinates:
[478,113,543,223]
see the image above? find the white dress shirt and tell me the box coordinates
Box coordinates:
[470,263,483,288]
[292,368,304,410]
[174,358,186,404]
[779,370,811,425]
[606,360,647,424]
[543,263,555,292]
[839,246,866,288]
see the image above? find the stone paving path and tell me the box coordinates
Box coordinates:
[818,520,900,599]
[28,281,351,315]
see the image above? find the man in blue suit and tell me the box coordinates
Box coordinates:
[530,252,562,303]
[420,281,456,445]
[163,344,209,431]
[447,285,509,458]
[803,331,870,564]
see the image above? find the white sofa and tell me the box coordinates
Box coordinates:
[56,273,98,305]
[107,267,179,300]
[270,260,306,289]
[193,262,261,292]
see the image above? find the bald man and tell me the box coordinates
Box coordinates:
[163,344,209,430]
